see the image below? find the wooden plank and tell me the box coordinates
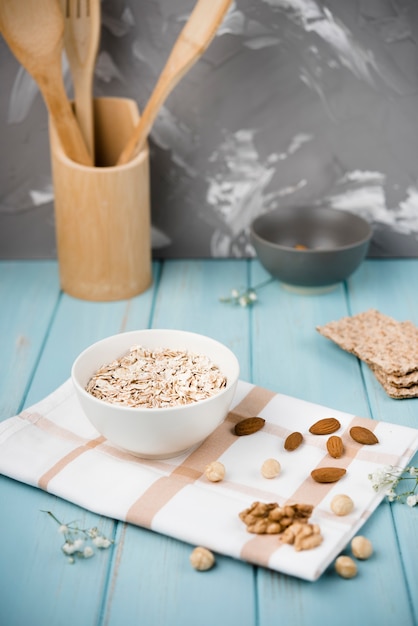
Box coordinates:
[250,260,368,413]
[346,259,418,621]
[0,478,115,626]
[105,525,255,626]
[0,261,159,626]
[103,259,256,626]
[348,259,418,428]
[0,259,417,626]
[0,260,60,419]
[250,259,416,626]
[24,261,161,404]
[152,259,252,380]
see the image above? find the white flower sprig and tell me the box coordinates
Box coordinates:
[219,278,275,307]
[369,465,418,506]
[42,510,114,563]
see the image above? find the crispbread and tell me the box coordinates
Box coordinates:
[317,309,418,377]
[370,365,418,399]
[373,366,418,389]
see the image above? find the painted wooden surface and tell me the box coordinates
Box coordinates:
[0,258,417,626]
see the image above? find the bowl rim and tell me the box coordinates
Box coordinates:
[250,206,373,253]
[71,328,240,414]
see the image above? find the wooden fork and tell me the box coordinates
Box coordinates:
[0,0,92,166]
[60,0,101,163]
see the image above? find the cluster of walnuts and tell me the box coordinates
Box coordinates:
[239,501,323,551]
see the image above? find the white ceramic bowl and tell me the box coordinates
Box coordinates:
[71,329,240,459]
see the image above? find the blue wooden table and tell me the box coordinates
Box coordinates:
[1,258,417,626]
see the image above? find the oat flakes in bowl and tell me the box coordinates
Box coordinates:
[71,329,240,459]
[86,345,227,409]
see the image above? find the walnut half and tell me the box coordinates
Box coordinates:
[280,522,323,551]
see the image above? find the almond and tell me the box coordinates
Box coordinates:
[311,467,346,483]
[284,431,303,451]
[326,435,344,458]
[349,426,379,445]
[309,417,341,435]
[234,416,265,436]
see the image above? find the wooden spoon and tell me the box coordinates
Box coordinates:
[0,0,92,166]
[60,0,101,162]
[116,0,232,166]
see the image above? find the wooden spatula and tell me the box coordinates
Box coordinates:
[0,0,92,166]
[60,0,101,162]
[116,0,232,166]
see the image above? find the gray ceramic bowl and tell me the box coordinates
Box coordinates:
[250,206,372,292]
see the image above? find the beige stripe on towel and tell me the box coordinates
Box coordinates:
[38,436,105,490]
[126,386,276,527]
[239,416,382,567]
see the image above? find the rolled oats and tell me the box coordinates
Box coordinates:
[86,345,227,408]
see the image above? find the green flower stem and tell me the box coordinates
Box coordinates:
[219,277,275,307]
[369,466,418,506]
[42,510,113,562]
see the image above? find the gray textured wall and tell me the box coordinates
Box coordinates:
[1,0,418,259]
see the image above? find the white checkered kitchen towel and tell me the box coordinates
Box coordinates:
[0,379,417,581]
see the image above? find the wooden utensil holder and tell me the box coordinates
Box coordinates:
[50,97,152,301]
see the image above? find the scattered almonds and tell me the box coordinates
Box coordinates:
[280,522,323,551]
[86,346,227,408]
[239,501,313,535]
[349,426,379,445]
[284,431,303,451]
[88,342,386,571]
[190,546,215,571]
[261,458,281,479]
[234,417,265,436]
[330,494,354,516]
[204,461,225,483]
[309,418,341,435]
[311,467,346,483]
[335,555,357,578]
[351,536,373,560]
[327,435,344,459]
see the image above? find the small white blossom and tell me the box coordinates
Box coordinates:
[93,536,112,549]
[219,279,274,307]
[42,510,114,564]
[62,542,76,555]
[73,538,85,551]
[83,546,94,558]
[368,465,418,506]
[386,490,397,502]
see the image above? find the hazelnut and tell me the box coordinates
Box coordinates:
[351,535,373,560]
[335,555,357,579]
[204,461,225,482]
[261,458,281,479]
[330,494,354,516]
[190,546,215,571]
